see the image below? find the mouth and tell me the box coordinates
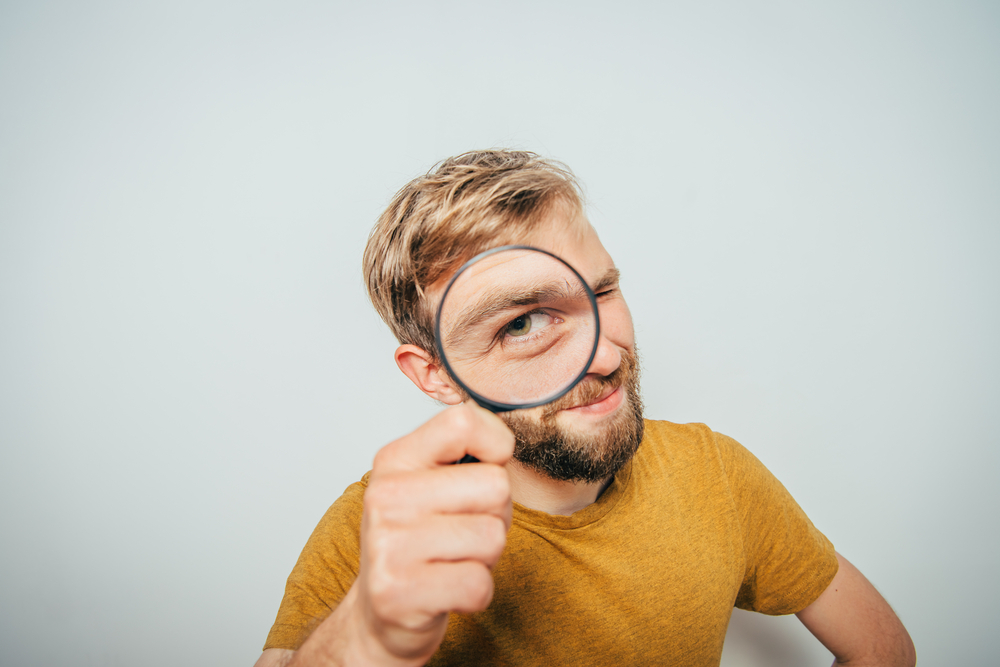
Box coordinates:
[563,385,624,416]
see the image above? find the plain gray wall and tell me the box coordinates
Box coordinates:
[1,2,997,665]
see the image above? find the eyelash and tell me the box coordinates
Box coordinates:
[490,287,615,349]
[494,309,551,347]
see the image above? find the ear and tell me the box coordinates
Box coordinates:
[394,344,464,405]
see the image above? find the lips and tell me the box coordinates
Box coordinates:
[577,384,617,407]
[564,385,623,415]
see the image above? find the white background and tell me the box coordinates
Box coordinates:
[1,2,997,665]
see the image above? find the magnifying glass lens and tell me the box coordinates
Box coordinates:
[436,247,599,411]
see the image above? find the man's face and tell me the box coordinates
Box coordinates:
[493,210,643,482]
[422,206,643,483]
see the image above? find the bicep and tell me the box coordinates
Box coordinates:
[253,648,295,667]
[795,552,915,667]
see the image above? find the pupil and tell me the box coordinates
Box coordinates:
[508,315,530,336]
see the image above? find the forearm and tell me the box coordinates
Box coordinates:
[831,649,914,667]
[830,651,913,667]
[823,625,915,667]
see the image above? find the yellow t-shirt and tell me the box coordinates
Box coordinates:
[264,421,838,666]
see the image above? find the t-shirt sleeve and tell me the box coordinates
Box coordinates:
[263,473,370,651]
[714,432,838,615]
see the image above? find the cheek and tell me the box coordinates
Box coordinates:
[598,299,635,350]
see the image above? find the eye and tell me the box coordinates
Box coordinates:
[505,311,553,338]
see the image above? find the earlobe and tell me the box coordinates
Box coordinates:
[394,344,464,405]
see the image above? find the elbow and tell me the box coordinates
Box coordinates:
[835,630,916,667]
[900,632,917,667]
[886,620,916,667]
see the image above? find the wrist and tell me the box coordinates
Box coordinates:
[340,585,433,667]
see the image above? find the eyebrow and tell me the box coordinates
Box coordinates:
[444,280,590,349]
[591,267,621,294]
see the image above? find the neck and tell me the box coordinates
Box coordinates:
[505,458,612,516]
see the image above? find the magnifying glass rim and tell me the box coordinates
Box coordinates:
[434,244,601,413]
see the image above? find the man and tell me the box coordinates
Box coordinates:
[255,150,915,666]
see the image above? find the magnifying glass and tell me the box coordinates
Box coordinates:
[435,245,600,460]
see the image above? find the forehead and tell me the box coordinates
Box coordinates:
[428,206,616,303]
[520,210,616,286]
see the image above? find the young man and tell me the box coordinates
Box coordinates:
[255,151,915,667]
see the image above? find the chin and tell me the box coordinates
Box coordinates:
[507,389,645,484]
[504,345,645,483]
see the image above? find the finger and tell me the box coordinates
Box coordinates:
[420,561,497,615]
[379,514,508,569]
[372,560,496,625]
[374,403,514,473]
[365,463,512,526]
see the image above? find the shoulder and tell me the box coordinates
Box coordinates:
[638,420,760,467]
[638,419,717,453]
[629,420,737,499]
[308,472,371,542]
[280,472,373,590]
[634,420,777,499]
[635,419,731,469]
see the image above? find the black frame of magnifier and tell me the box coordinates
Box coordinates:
[434,245,601,413]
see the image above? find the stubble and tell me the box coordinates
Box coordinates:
[500,347,645,483]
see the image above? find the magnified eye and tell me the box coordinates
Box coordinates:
[505,311,553,338]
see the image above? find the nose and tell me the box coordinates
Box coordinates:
[586,335,622,378]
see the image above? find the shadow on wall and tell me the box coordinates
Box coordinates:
[719,608,833,667]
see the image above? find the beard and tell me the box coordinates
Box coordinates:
[500,346,645,483]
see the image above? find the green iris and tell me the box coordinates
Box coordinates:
[506,314,532,337]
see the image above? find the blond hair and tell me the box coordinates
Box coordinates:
[363,150,583,353]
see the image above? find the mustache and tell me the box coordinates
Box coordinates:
[540,350,637,418]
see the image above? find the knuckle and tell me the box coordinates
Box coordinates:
[371,443,396,471]
[372,433,421,472]
[363,479,392,509]
[443,405,476,436]
[368,582,403,622]
[363,478,412,526]
[371,473,409,504]
[364,531,402,577]
[366,566,396,610]
[365,555,413,619]
[366,527,396,559]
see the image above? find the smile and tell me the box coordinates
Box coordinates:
[563,385,624,416]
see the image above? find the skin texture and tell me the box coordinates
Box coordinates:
[797,553,916,666]
[254,213,915,666]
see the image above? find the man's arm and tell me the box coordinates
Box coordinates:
[796,552,916,667]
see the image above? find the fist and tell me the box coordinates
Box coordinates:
[356,403,515,663]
